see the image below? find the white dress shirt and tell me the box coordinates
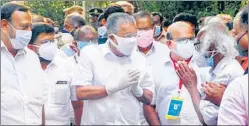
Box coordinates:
[1,41,46,125]
[199,56,244,125]
[218,74,248,125]
[43,52,77,125]
[151,54,202,125]
[72,41,154,125]
[136,42,171,125]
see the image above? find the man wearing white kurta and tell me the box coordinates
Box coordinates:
[28,23,79,125]
[72,13,154,125]
[1,3,46,125]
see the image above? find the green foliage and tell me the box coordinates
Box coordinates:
[1,0,247,27]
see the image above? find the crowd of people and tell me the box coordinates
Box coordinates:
[1,1,248,125]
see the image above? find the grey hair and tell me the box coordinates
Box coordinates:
[134,10,153,24]
[200,22,238,57]
[74,25,97,40]
[65,13,86,27]
[106,12,136,35]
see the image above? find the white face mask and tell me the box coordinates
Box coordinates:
[173,40,195,59]
[8,23,32,50]
[35,42,58,61]
[109,34,136,56]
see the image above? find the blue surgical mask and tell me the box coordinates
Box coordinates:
[203,51,217,68]
[154,25,162,37]
[61,46,76,57]
[77,41,89,50]
[98,26,107,38]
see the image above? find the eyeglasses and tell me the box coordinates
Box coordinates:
[166,32,196,43]
[236,30,248,44]
[34,40,55,47]
[121,33,138,38]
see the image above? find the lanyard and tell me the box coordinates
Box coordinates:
[170,55,191,96]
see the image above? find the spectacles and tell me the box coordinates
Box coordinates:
[34,40,55,47]
[166,32,195,42]
[121,33,137,38]
[236,30,248,44]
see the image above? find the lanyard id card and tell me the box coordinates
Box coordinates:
[165,96,184,120]
[165,57,190,120]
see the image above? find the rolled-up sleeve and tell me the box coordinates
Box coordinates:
[71,52,93,86]
[139,65,154,95]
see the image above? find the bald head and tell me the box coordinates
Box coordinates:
[74,25,98,43]
[167,21,195,40]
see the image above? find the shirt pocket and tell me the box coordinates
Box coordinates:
[26,96,43,125]
[54,82,70,105]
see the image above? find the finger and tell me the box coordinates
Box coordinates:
[219,83,227,88]
[182,61,190,72]
[128,70,140,76]
[178,62,187,73]
[209,82,218,88]
[205,83,213,92]
[202,87,211,96]
[176,70,183,79]
[130,73,140,81]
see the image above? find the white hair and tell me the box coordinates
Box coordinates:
[106,13,136,35]
[200,22,238,57]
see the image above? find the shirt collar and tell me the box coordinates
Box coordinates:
[1,40,27,55]
[136,42,156,57]
[101,39,132,61]
[212,56,232,75]
[101,39,113,57]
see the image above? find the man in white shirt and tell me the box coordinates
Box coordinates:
[27,23,81,125]
[143,21,202,125]
[1,3,46,125]
[72,13,154,125]
[177,21,244,125]
[133,11,170,125]
[218,74,248,125]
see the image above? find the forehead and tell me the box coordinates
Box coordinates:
[153,15,160,20]
[78,30,97,39]
[11,11,31,25]
[168,24,194,38]
[118,22,136,35]
[35,33,55,44]
[136,17,153,29]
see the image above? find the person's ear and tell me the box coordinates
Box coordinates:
[209,43,215,51]
[1,19,8,33]
[109,34,118,45]
[27,44,35,51]
[166,40,172,48]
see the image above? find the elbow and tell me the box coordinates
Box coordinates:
[142,89,153,104]
[76,86,86,100]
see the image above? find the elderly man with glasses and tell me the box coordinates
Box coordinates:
[144,21,203,125]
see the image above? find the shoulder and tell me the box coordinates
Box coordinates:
[226,58,244,76]
[24,48,42,66]
[153,42,170,53]
[80,44,101,58]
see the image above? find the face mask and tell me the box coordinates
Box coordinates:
[34,42,58,61]
[137,29,154,48]
[61,45,76,57]
[154,25,162,37]
[235,43,248,56]
[98,38,108,45]
[203,51,217,68]
[98,26,108,38]
[8,23,32,50]
[109,34,136,56]
[77,41,89,50]
[173,41,195,59]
